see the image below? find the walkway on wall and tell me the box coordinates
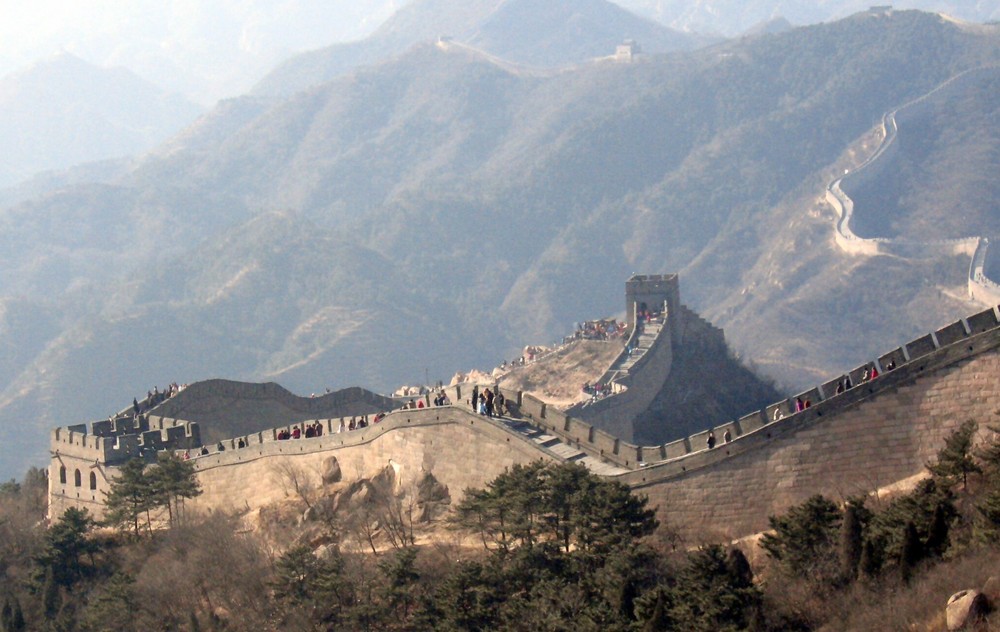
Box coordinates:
[826,65,1000,305]
[497,418,629,476]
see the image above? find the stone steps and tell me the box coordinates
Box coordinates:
[496,418,628,475]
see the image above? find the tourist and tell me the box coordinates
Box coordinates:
[291,426,301,439]
[315,422,323,437]
[471,386,479,412]
[886,359,896,371]
[495,389,506,417]
[484,388,494,418]
[200,446,209,456]
[216,442,225,452]
[773,408,783,422]
[237,438,246,448]
[305,425,315,438]
[338,419,346,433]
[723,429,732,443]
[870,365,879,379]
[706,431,717,450]
[795,397,804,412]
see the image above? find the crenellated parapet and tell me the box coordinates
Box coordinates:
[48,415,200,520]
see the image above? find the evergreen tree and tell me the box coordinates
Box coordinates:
[927,419,981,489]
[102,458,153,536]
[668,545,762,632]
[899,521,923,584]
[858,538,881,579]
[2,597,12,632]
[924,502,950,558]
[148,452,201,528]
[379,547,420,625]
[726,547,754,589]
[839,501,864,582]
[975,486,1000,543]
[79,572,138,632]
[9,599,23,632]
[41,567,59,620]
[761,495,841,577]
[975,422,1000,474]
[35,507,98,588]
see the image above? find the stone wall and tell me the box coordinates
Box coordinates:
[188,407,557,515]
[621,306,1000,541]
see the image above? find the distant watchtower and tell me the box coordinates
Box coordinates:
[625,274,679,328]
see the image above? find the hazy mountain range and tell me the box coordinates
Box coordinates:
[0,53,202,188]
[1,3,999,479]
[616,0,1000,35]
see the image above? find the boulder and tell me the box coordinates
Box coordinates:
[982,576,1000,605]
[946,589,990,631]
[321,456,342,484]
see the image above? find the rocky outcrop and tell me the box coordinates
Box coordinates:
[946,589,990,631]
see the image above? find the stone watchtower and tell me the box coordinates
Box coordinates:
[625,274,680,329]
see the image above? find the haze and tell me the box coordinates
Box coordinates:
[0,0,403,104]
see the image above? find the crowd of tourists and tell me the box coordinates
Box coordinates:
[581,381,612,402]
[134,383,183,415]
[468,385,507,418]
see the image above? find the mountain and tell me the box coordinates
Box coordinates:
[251,0,710,98]
[0,1,404,105]
[0,53,202,188]
[615,0,1000,36]
[0,10,999,479]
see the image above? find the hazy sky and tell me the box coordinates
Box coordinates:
[2,0,998,105]
[0,0,404,104]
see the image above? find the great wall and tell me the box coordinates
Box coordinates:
[47,274,1000,542]
[826,64,1000,307]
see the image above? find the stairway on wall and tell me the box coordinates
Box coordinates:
[498,417,629,476]
[601,321,662,383]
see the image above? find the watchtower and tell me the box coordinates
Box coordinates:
[625,274,679,328]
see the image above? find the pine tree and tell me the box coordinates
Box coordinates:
[924,502,950,558]
[35,507,98,588]
[41,567,60,620]
[2,597,12,632]
[761,495,841,577]
[927,419,981,490]
[899,521,922,584]
[726,547,754,589]
[79,572,138,632]
[148,452,202,528]
[859,538,881,579]
[840,502,864,582]
[9,599,23,632]
[102,458,153,536]
[974,487,1000,542]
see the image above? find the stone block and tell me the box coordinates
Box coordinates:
[966,308,1000,334]
[935,320,969,348]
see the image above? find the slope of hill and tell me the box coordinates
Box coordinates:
[847,66,1000,241]
[251,0,708,98]
[616,0,1000,36]
[0,10,998,479]
[0,53,202,187]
